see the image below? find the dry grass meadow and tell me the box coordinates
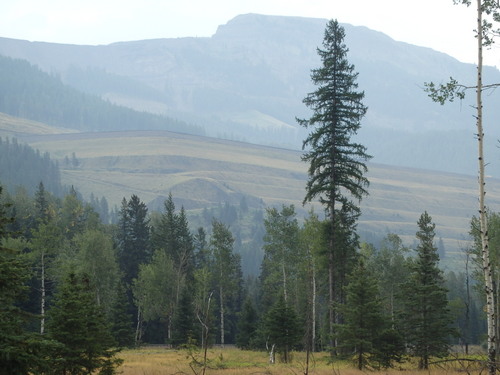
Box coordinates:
[117,346,487,375]
[20,128,500,265]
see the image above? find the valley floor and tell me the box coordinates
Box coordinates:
[118,346,486,375]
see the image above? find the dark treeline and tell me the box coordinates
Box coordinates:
[0,179,491,373]
[0,17,496,374]
[0,137,62,196]
[0,54,204,135]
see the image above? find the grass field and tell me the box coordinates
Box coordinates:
[117,346,486,375]
[6,116,500,264]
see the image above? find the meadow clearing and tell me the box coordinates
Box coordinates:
[117,346,486,375]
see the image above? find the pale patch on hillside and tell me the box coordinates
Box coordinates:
[0,112,77,136]
[220,110,296,131]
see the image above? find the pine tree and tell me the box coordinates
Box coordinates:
[210,219,242,347]
[236,297,259,349]
[110,282,135,348]
[171,285,195,347]
[264,294,302,363]
[47,271,122,374]
[117,194,151,286]
[400,211,453,369]
[337,259,399,369]
[0,185,49,374]
[297,19,371,349]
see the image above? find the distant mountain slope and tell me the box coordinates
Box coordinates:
[20,129,500,266]
[1,14,500,176]
[0,55,203,135]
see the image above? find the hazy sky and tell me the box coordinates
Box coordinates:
[1,0,499,68]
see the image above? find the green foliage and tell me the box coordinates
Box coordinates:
[297,19,371,350]
[74,229,121,317]
[236,297,259,349]
[109,282,135,348]
[367,233,410,321]
[298,19,371,210]
[424,77,466,105]
[133,247,176,324]
[337,259,393,369]
[171,285,196,347]
[399,212,454,369]
[46,271,122,375]
[117,195,151,286]
[263,294,302,363]
[260,205,300,311]
[0,137,62,196]
[210,219,243,345]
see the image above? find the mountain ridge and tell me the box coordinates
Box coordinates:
[1,14,499,177]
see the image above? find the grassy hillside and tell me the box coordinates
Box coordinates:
[0,112,77,136]
[18,128,500,266]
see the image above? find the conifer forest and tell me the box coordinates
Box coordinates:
[2,6,500,375]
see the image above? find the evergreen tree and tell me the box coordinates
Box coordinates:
[264,294,302,363]
[0,186,49,374]
[110,283,135,348]
[337,259,399,369]
[171,286,195,347]
[236,297,259,349]
[400,211,453,369]
[34,181,50,225]
[210,219,242,346]
[46,271,122,375]
[297,19,371,348]
[117,194,151,286]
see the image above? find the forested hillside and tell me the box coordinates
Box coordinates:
[0,137,62,196]
[2,11,500,373]
[0,181,487,372]
[1,15,500,176]
[0,55,203,135]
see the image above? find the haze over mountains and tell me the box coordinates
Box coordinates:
[1,14,500,177]
[3,13,500,266]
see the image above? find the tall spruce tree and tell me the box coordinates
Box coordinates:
[337,259,401,370]
[297,19,371,350]
[46,271,122,375]
[117,194,151,287]
[400,212,453,369]
[264,294,302,363]
[210,219,242,347]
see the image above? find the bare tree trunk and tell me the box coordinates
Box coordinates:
[40,252,45,335]
[282,261,287,302]
[329,205,336,354]
[220,286,224,348]
[135,307,143,345]
[465,249,471,355]
[476,2,496,373]
[312,261,316,351]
